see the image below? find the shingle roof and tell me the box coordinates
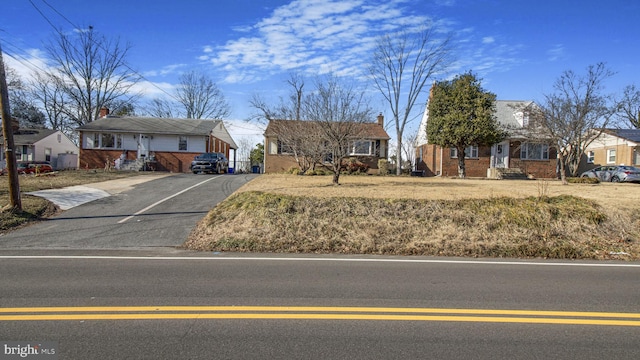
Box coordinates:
[264,119,390,140]
[76,116,238,149]
[604,128,640,143]
[494,100,534,127]
[0,128,57,145]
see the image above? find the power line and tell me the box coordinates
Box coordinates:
[28,0,181,103]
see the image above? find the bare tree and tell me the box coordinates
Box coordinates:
[30,72,74,135]
[532,63,618,183]
[617,84,640,128]
[146,97,177,118]
[236,137,253,172]
[5,66,46,129]
[369,26,453,175]
[401,129,419,173]
[266,119,325,173]
[175,70,230,119]
[40,27,141,126]
[303,76,374,184]
[248,73,305,125]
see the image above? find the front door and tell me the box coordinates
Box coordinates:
[491,141,509,168]
[138,134,150,159]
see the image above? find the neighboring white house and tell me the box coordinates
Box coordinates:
[0,128,79,170]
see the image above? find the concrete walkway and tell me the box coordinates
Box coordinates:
[27,173,173,210]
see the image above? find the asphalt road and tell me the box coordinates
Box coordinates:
[0,173,639,359]
[0,173,259,249]
[0,253,639,359]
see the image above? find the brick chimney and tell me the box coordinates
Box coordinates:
[377,113,384,127]
[428,81,436,102]
[99,107,109,118]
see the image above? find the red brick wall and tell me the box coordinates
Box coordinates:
[264,154,384,174]
[80,149,202,173]
[414,142,557,178]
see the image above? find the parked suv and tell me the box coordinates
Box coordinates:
[190,152,229,174]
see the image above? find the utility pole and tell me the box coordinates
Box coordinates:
[0,43,22,211]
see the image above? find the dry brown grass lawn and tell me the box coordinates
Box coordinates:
[185,174,640,260]
[233,174,640,211]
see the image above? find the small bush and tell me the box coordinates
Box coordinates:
[378,159,389,176]
[287,167,302,175]
[567,177,599,184]
[342,158,370,175]
[304,169,316,176]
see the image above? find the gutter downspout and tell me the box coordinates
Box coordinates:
[438,146,443,176]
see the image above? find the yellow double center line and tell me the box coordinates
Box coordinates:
[1,306,640,326]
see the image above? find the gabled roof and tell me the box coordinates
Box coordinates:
[264,119,390,140]
[0,128,57,145]
[415,99,537,147]
[76,116,238,149]
[603,128,640,143]
[494,100,535,128]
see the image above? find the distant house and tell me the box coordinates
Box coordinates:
[76,109,238,173]
[0,128,79,170]
[578,128,640,173]
[263,115,390,174]
[415,99,558,179]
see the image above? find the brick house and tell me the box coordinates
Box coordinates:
[578,128,640,174]
[415,100,558,179]
[76,109,237,173]
[263,115,390,174]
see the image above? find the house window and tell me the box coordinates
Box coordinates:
[101,133,115,148]
[587,151,595,164]
[520,143,549,160]
[450,146,479,159]
[57,134,62,143]
[607,149,616,164]
[352,141,373,155]
[277,140,293,154]
[92,133,123,149]
[45,148,51,162]
[178,136,188,151]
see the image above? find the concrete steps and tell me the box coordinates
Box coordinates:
[495,168,529,180]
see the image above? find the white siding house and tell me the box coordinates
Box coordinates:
[0,129,79,170]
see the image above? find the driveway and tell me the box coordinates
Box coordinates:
[0,173,258,249]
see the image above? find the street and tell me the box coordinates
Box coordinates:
[0,174,638,359]
[1,252,639,359]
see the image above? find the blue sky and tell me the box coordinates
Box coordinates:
[2,0,639,146]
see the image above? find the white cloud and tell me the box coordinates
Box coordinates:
[482,36,495,44]
[142,63,187,77]
[4,48,50,80]
[207,0,435,84]
[547,44,565,61]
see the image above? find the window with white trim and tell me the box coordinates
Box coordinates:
[352,140,374,155]
[92,133,123,149]
[178,136,188,151]
[520,143,549,160]
[587,151,595,164]
[607,149,616,163]
[450,146,479,159]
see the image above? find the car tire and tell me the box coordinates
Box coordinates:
[611,176,620,183]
